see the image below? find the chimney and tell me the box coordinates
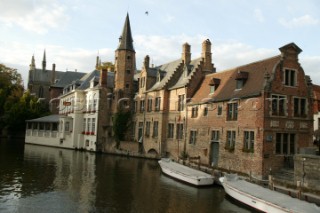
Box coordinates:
[143,55,150,69]
[182,43,191,65]
[100,68,108,88]
[201,39,214,73]
[51,63,56,84]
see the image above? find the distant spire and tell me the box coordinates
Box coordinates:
[42,49,46,71]
[117,13,135,52]
[30,54,36,70]
[96,55,100,70]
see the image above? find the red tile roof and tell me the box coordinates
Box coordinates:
[189,55,281,104]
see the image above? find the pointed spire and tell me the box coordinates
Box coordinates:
[42,49,46,71]
[96,54,100,70]
[117,13,135,52]
[30,54,36,70]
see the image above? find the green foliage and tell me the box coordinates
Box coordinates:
[0,64,22,87]
[113,110,131,148]
[0,64,49,132]
[2,91,49,131]
[97,61,115,71]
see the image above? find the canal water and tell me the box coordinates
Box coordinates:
[0,140,258,213]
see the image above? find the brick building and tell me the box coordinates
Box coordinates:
[131,39,314,178]
[26,14,315,179]
[27,50,86,112]
[28,51,63,100]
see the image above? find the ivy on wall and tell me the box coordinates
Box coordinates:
[113,110,131,148]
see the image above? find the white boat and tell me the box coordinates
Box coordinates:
[220,174,320,213]
[158,158,214,186]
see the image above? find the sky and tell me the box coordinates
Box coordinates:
[0,0,319,87]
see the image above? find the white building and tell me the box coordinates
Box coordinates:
[25,69,112,151]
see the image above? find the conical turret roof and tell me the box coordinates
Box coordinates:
[117,13,135,52]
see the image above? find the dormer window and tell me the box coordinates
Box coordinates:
[209,78,220,94]
[235,71,248,89]
[157,70,165,82]
[236,80,244,89]
[210,85,216,94]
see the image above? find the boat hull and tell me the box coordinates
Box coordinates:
[220,177,285,213]
[158,159,214,186]
[220,176,319,213]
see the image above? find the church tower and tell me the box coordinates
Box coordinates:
[113,13,136,110]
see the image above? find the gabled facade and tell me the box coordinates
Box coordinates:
[133,40,215,157]
[25,14,315,179]
[185,43,313,178]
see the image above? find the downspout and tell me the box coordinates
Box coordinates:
[141,92,147,154]
[184,86,188,156]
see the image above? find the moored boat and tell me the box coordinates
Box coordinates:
[220,174,319,213]
[158,158,214,186]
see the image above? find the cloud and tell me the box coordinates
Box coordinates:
[165,14,175,23]
[213,41,277,71]
[0,41,114,87]
[134,34,207,67]
[1,35,320,88]
[0,0,69,34]
[301,56,320,85]
[279,14,319,28]
[254,9,264,23]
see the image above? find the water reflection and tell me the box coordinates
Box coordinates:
[0,141,257,213]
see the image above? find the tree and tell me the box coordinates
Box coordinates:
[97,62,115,71]
[0,64,23,116]
[112,110,131,148]
[0,64,22,87]
[0,64,49,133]
[3,91,49,131]
[0,64,23,130]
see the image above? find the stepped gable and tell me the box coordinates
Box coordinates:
[313,84,320,113]
[189,55,281,105]
[147,59,183,91]
[169,57,202,90]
